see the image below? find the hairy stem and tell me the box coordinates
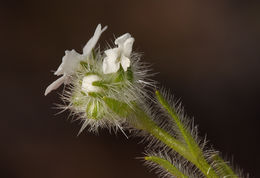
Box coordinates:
[133,106,192,161]
[155,90,201,155]
[132,104,219,178]
[103,97,190,159]
[155,91,219,177]
[103,97,236,177]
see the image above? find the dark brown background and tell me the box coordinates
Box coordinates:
[1,0,259,177]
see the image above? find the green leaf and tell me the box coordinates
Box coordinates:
[155,91,201,155]
[103,97,132,117]
[126,67,134,82]
[92,81,108,89]
[88,92,103,98]
[86,100,102,119]
[80,61,90,69]
[145,156,188,178]
[91,49,96,59]
[212,154,238,178]
[114,66,125,83]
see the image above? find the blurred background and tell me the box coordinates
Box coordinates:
[1,0,259,177]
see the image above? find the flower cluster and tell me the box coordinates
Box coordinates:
[45,24,152,133]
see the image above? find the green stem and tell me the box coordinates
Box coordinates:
[155,91,219,178]
[145,156,189,178]
[103,97,190,160]
[133,106,192,161]
[132,104,218,178]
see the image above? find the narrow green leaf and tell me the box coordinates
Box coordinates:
[155,90,201,155]
[80,61,91,69]
[91,49,96,59]
[114,65,125,83]
[92,81,108,89]
[212,154,238,178]
[103,97,132,117]
[88,92,103,98]
[126,67,134,82]
[145,156,188,178]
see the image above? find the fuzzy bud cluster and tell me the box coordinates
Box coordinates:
[45,24,152,133]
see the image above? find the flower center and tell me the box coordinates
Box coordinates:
[116,57,121,63]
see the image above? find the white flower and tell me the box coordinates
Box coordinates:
[81,74,102,94]
[102,33,134,74]
[45,24,107,96]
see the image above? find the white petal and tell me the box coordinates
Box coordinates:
[83,24,108,56]
[54,50,82,76]
[123,37,134,57]
[44,75,67,96]
[102,57,120,74]
[121,55,130,71]
[115,33,131,48]
[102,48,120,74]
[104,48,120,60]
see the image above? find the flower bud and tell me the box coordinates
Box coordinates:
[81,74,102,94]
[86,100,103,119]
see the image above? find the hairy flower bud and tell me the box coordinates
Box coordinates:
[81,74,102,94]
